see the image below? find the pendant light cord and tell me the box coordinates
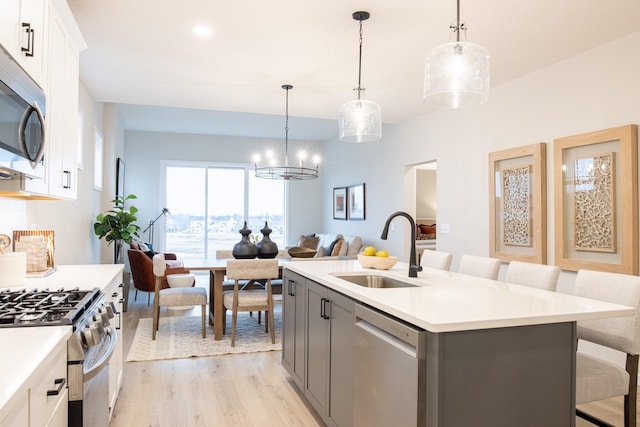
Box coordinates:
[284,85,290,167]
[356,18,364,100]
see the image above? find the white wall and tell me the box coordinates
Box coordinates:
[324,31,640,294]
[123,130,324,250]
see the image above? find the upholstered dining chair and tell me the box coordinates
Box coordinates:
[151,254,207,340]
[504,261,560,291]
[419,250,453,271]
[573,269,640,427]
[458,254,501,280]
[223,259,279,347]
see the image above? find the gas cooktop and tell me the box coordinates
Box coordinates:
[0,287,102,328]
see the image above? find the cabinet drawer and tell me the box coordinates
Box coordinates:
[30,339,67,427]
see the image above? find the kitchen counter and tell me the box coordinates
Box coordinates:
[0,264,124,424]
[285,260,634,332]
[0,326,71,423]
[23,264,124,292]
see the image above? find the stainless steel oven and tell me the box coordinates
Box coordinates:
[0,287,117,427]
[0,43,46,179]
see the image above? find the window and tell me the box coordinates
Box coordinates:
[165,163,285,259]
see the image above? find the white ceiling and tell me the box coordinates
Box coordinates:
[67,0,640,140]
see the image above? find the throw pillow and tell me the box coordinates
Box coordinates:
[331,240,343,256]
[298,234,320,250]
[138,242,150,252]
[327,238,341,257]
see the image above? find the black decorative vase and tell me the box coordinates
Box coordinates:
[256,221,279,259]
[232,221,258,259]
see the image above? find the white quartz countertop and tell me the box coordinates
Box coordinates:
[0,264,123,421]
[285,260,635,333]
[0,326,71,422]
[20,264,124,292]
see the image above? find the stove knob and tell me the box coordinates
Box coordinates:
[102,303,116,318]
[91,319,105,338]
[107,302,118,316]
[83,323,101,347]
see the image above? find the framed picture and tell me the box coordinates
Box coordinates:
[348,183,366,220]
[489,143,546,263]
[333,187,347,220]
[116,157,125,198]
[553,124,638,274]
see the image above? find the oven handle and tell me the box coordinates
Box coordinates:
[84,327,117,382]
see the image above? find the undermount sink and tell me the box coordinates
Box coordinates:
[333,274,418,289]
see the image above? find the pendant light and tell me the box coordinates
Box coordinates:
[423,0,490,108]
[254,85,319,180]
[338,11,382,143]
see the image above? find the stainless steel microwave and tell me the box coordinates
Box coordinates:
[0,43,46,179]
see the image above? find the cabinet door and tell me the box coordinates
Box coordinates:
[304,280,329,417]
[0,1,21,59]
[281,271,306,389]
[327,290,355,427]
[0,390,28,427]
[18,0,47,87]
[105,275,124,418]
[45,3,78,199]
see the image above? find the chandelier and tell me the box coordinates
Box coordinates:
[338,11,382,143]
[254,85,319,180]
[423,0,490,108]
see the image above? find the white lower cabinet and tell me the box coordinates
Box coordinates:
[105,273,125,418]
[0,335,69,427]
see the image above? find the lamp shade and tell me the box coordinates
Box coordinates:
[424,41,490,108]
[338,99,382,143]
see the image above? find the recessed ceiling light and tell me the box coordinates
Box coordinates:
[192,25,212,37]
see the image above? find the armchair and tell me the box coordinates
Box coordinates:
[128,244,184,305]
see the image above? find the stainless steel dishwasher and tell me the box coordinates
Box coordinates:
[353,303,427,427]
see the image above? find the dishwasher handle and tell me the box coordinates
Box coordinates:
[355,303,426,359]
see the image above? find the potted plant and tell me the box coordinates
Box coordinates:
[94,194,141,263]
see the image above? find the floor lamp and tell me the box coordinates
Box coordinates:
[142,208,170,248]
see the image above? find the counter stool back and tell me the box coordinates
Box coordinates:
[573,269,640,427]
[504,261,560,291]
[419,250,453,271]
[458,254,501,280]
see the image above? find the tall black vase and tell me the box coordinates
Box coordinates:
[256,221,279,259]
[232,221,258,259]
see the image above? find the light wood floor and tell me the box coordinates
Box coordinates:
[111,273,637,426]
[109,274,323,427]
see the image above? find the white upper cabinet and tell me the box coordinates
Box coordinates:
[0,0,47,89]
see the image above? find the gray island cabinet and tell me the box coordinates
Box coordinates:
[282,260,634,427]
[282,270,355,427]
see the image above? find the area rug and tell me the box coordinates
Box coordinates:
[126,304,281,362]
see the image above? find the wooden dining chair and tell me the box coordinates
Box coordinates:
[223,259,279,347]
[151,254,207,340]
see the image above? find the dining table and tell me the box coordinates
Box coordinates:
[183,258,289,340]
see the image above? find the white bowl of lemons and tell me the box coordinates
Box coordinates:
[358,246,398,270]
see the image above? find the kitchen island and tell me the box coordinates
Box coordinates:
[283,259,634,427]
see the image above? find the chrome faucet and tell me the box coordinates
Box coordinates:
[381,211,423,278]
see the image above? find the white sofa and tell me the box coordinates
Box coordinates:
[298,233,363,259]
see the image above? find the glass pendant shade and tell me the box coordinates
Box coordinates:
[424,41,490,108]
[338,99,382,143]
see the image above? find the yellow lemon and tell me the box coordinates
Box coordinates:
[375,249,389,258]
[363,246,377,256]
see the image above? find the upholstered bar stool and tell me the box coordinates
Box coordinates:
[458,254,501,280]
[419,250,453,271]
[504,261,560,291]
[152,254,207,340]
[573,269,640,427]
[223,259,279,347]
